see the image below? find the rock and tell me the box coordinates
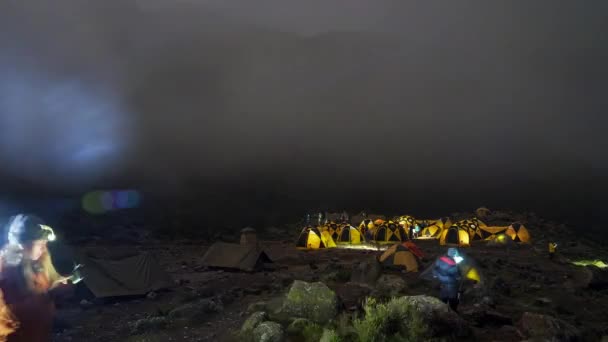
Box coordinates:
[402,295,471,337]
[586,266,608,290]
[129,316,168,334]
[269,280,339,324]
[241,311,267,335]
[168,298,223,322]
[350,259,383,285]
[462,306,512,327]
[146,291,158,299]
[335,282,372,311]
[517,312,581,341]
[247,301,268,314]
[497,325,523,341]
[252,321,284,342]
[286,318,313,335]
[370,274,407,300]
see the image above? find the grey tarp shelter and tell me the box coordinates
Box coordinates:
[201,242,272,272]
[75,248,173,298]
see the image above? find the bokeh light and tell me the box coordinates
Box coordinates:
[82,190,141,214]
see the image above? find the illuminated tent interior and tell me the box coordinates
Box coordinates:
[296,226,336,249]
[439,224,471,247]
[504,223,531,243]
[336,224,365,244]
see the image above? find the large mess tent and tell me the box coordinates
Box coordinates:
[419,217,452,239]
[372,221,408,243]
[296,226,336,249]
[73,248,174,298]
[504,222,531,243]
[439,224,470,247]
[378,243,420,272]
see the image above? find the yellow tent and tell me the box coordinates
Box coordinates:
[439,224,470,247]
[479,226,509,240]
[420,217,452,239]
[457,218,487,241]
[396,215,416,228]
[378,243,420,272]
[357,219,375,236]
[504,223,531,243]
[296,226,336,249]
[325,222,343,241]
[336,224,365,244]
[373,221,408,243]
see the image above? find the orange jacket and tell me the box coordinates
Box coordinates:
[0,264,56,342]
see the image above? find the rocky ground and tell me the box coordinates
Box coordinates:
[51,211,608,341]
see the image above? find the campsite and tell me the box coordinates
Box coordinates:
[49,208,608,342]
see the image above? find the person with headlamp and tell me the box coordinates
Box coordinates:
[433,247,463,312]
[0,214,78,342]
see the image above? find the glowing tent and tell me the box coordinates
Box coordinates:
[337,224,365,244]
[396,215,416,228]
[296,226,336,249]
[439,224,470,247]
[378,243,420,272]
[420,217,452,239]
[504,223,531,243]
[457,218,487,241]
[357,219,375,236]
[479,226,509,240]
[373,221,408,243]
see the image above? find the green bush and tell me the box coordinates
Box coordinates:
[353,297,428,342]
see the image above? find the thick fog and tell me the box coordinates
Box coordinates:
[0,1,606,220]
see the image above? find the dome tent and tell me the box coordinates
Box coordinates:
[378,243,420,272]
[296,226,336,249]
[439,224,470,247]
[504,222,531,243]
[337,224,365,244]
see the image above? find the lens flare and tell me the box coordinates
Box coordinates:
[82,190,142,214]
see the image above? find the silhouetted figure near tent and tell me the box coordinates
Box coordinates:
[432,248,463,312]
[0,214,77,342]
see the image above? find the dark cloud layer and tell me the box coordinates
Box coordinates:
[0,1,606,223]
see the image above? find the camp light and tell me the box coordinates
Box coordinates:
[453,255,464,264]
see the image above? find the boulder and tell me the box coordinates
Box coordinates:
[286,318,313,335]
[247,301,268,314]
[270,280,339,324]
[241,311,267,335]
[350,259,383,285]
[334,282,372,311]
[517,312,581,341]
[253,321,285,342]
[402,295,471,337]
[370,274,407,300]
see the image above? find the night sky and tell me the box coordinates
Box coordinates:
[0,1,606,227]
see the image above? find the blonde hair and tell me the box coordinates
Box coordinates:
[22,250,63,293]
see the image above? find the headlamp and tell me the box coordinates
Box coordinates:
[453,256,464,264]
[39,225,56,242]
